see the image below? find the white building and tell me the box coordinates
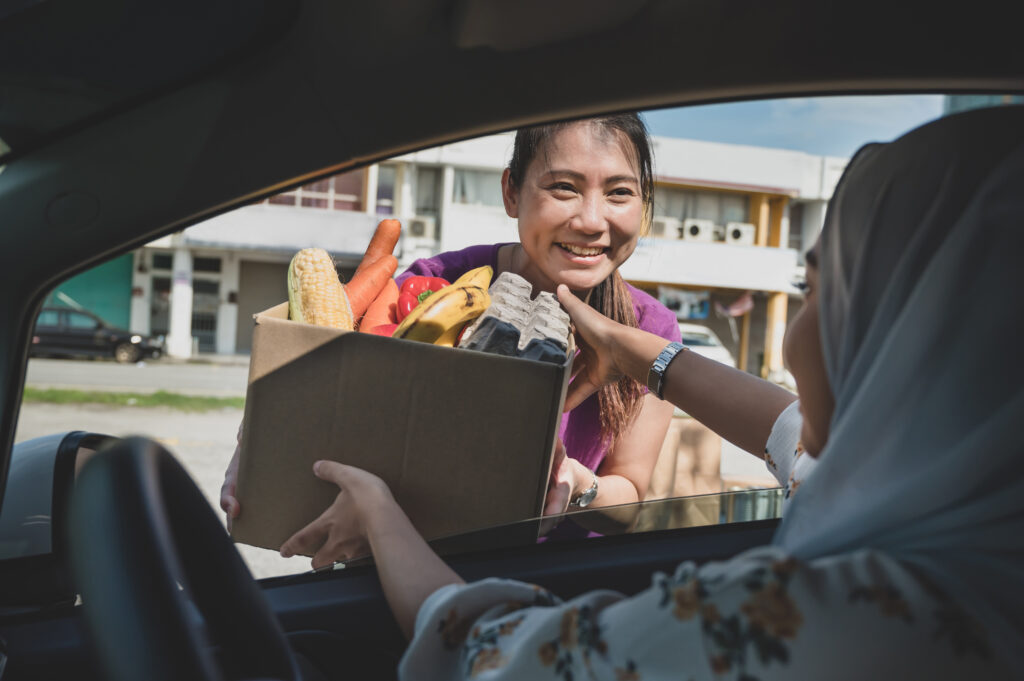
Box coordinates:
[130,132,847,377]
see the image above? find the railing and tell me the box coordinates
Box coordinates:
[621,238,801,293]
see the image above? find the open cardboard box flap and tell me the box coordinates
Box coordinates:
[231,302,572,555]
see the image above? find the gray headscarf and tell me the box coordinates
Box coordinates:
[774,104,1024,668]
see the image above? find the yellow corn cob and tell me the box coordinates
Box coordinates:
[287,248,354,330]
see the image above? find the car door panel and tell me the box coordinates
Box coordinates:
[0,518,776,679]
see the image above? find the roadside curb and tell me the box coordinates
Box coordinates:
[161,354,251,368]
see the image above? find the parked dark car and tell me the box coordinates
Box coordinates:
[30,307,163,364]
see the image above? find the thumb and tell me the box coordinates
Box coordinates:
[313,460,349,487]
[564,373,600,412]
[556,284,612,348]
[556,285,595,324]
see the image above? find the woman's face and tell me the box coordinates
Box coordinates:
[782,244,835,457]
[502,122,645,294]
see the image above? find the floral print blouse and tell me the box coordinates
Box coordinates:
[399,402,1009,680]
[762,400,816,505]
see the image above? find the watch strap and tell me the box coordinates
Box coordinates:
[646,341,685,400]
[571,470,598,508]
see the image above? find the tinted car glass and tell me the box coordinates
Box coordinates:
[35,310,60,327]
[66,313,97,329]
[17,95,1014,580]
[680,332,716,347]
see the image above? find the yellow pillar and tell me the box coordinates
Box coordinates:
[762,292,789,379]
[738,311,751,373]
[768,197,789,248]
[750,194,771,246]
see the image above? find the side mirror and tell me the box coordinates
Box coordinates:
[0,431,115,608]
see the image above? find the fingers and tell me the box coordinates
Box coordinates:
[220,493,240,519]
[221,445,242,521]
[569,349,588,380]
[556,285,591,320]
[557,285,608,338]
[550,438,566,467]
[311,547,337,571]
[564,374,601,412]
[280,514,329,559]
[311,538,369,571]
[312,459,352,487]
[543,482,570,517]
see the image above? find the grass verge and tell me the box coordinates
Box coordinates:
[22,387,244,412]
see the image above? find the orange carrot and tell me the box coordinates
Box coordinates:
[359,277,399,331]
[346,254,398,319]
[354,219,402,276]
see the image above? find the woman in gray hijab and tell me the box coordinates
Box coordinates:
[284,104,1024,679]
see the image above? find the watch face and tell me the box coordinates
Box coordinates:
[575,484,598,508]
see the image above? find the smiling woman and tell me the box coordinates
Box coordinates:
[387,114,680,530]
[215,114,681,542]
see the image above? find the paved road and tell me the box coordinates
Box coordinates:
[24,357,250,397]
[14,402,308,580]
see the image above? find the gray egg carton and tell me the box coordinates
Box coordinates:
[459,271,571,356]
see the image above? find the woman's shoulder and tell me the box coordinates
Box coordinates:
[625,283,682,342]
[396,243,506,285]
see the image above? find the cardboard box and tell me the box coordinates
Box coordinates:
[231,303,571,555]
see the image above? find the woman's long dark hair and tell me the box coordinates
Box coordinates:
[507,113,654,444]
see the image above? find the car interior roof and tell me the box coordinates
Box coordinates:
[0,0,1022,496]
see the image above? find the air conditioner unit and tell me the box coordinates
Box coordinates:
[649,216,681,239]
[680,218,715,242]
[407,216,437,240]
[725,222,756,246]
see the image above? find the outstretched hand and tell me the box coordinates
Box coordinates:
[280,461,395,570]
[220,421,243,526]
[557,285,628,410]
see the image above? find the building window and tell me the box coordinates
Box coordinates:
[415,166,441,218]
[266,169,366,212]
[654,187,750,224]
[453,169,504,207]
[376,164,396,215]
[152,253,173,270]
[300,178,330,209]
[192,279,220,353]
[788,203,805,255]
[721,195,748,223]
[193,256,222,273]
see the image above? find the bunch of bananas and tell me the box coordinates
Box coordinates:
[392,266,492,346]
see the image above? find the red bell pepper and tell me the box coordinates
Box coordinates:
[366,323,399,337]
[396,276,450,321]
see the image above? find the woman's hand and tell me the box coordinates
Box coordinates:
[540,439,598,535]
[542,439,575,518]
[558,284,683,412]
[557,285,630,410]
[220,421,243,526]
[280,461,395,570]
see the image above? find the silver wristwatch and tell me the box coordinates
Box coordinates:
[646,342,685,400]
[571,471,598,508]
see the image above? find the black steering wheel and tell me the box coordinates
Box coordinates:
[68,437,303,681]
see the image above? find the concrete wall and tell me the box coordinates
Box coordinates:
[398,132,849,201]
[185,204,383,266]
[623,239,799,293]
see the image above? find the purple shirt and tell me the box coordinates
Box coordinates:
[397,243,682,473]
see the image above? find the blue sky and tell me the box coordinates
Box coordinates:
[642,95,946,158]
